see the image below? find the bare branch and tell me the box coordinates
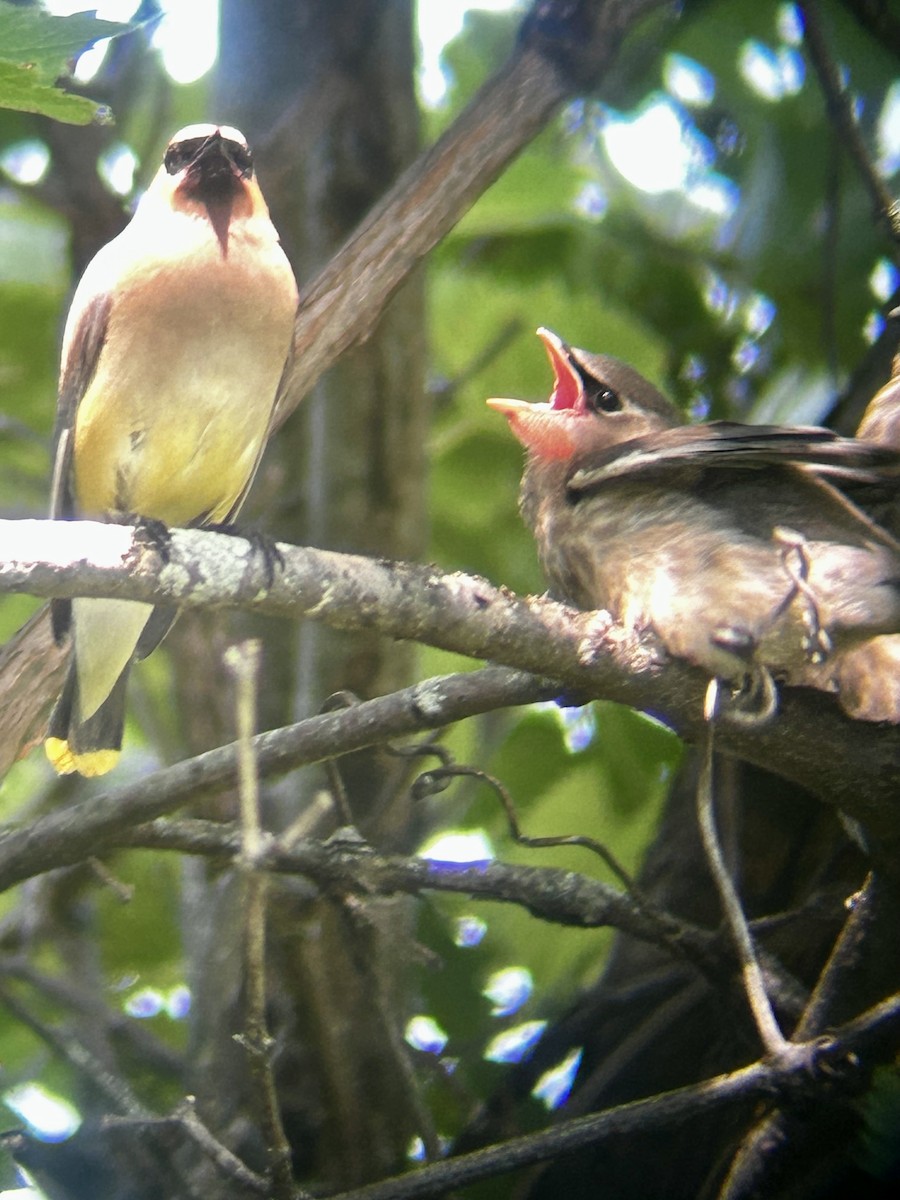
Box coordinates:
[0,662,549,891]
[315,995,900,1200]
[277,0,670,423]
[696,706,787,1056]
[113,816,712,964]
[225,641,302,1200]
[2,520,898,840]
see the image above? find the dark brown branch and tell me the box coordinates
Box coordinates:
[0,660,551,893]
[317,995,900,1200]
[276,0,668,424]
[113,816,710,962]
[2,520,898,841]
[718,872,900,1198]
[800,0,900,245]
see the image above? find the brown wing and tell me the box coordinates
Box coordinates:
[49,293,111,644]
[568,422,900,494]
[568,420,900,556]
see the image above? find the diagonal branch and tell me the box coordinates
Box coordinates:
[0,655,550,892]
[275,0,669,423]
[320,995,900,1200]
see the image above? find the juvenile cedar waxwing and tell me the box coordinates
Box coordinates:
[46,124,298,777]
[488,329,900,722]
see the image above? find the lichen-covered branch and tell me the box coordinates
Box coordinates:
[1,519,898,840]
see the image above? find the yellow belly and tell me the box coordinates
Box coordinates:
[71,257,291,525]
[74,380,269,524]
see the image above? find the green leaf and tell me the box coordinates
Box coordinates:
[0,2,128,83]
[0,1,131,123]
[0,60,109,124]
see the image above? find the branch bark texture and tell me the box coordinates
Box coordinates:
[2,520,898,840]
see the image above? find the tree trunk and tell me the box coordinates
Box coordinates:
[166,1,430,1186]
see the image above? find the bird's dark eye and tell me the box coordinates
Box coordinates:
[587,386,621,413]
[228,142,253,178]
[164,138,204,175]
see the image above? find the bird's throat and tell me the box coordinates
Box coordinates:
[204,191,234,256]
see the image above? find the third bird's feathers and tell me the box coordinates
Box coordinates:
[489,328,900,722]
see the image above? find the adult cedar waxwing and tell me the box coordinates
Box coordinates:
[45,124,298,777]
[488,329,900,722]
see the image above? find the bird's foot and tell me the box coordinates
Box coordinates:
[773,526,833,664]
[206,523,285,588]
[129,516,172,564]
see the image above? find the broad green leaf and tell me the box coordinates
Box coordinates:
[0,60,110,124]
[0,2,128,83]
[0,1,131,123]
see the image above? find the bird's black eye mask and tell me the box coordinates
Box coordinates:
[571,361,622,414]
[164,136,253,180]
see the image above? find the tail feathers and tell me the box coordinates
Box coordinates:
[51,597,71,645]
[136,604,178,660]
[45,664,129,777]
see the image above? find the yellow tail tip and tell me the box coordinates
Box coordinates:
[45,737,78,775]
[45,739,120,778]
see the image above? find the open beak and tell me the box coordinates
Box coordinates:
[536,327,582,411]
[486,327,582,419]
[486,329,583,460]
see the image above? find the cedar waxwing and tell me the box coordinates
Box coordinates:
[488,329,900,722]
[45,123,298,777]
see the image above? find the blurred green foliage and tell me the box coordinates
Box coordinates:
[0,0,898,1185]
[0,1,130,123]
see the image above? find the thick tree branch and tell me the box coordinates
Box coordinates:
[2,520,898,841]
[276,0,669,424]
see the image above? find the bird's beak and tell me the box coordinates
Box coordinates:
[193,130,248,179]
[536,327,582,411]
[486,328,583,459]
[486,327,581,420]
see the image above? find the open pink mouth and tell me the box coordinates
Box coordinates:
[485,328,583,460]
[537,327,582,411]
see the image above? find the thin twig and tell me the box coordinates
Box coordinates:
[100,1101,271,1196]
[698,683,787,1056]
[171,1098,271,1196]
[0,980,149,1117]
[318,692,365,826]
[412,764,637,889]
[224,640,302,1200]
[800,0,900,246]
[317,993,900,1200]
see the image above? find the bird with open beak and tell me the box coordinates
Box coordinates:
[45,124,298,777]
[488,329,900,722]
